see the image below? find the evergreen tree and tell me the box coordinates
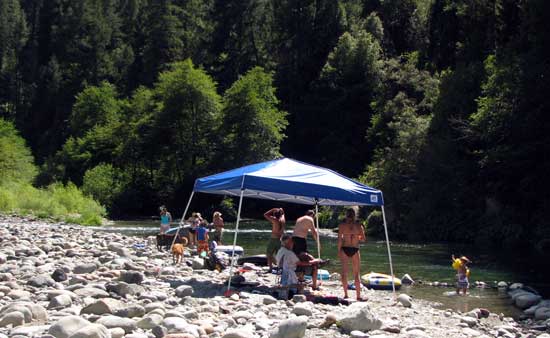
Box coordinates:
[0,0,28,119]
[221,67,287,166]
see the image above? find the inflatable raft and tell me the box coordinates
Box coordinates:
[305,269,330,281]
[214,245,244,256]
[361,272,402,290]
[237,254,267,266]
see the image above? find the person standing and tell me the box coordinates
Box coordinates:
[291,210,318,256]
[264,208,285,270]
[159,206,172,234]
[338,207,366,300]
[212,211,224,244]
[197,221,209,257]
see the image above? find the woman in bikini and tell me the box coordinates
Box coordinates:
[338,207,366,300]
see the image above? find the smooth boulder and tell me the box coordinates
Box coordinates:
[270,316,307,338]
[337,303,383,332]
[48,316,91,338]
[68,324,110,338]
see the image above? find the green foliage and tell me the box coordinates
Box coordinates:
[365,210,382,235]
[0,118,104,225]
[0,0,28,119]
[0,118,37,184]
[153,59,222,178]
[82,164,126,211]
[221,67,287,165]
[0,181,105,225]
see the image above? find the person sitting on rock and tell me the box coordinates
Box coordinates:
[276,234,320,295]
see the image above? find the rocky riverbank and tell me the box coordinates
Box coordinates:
[0,216,549,338]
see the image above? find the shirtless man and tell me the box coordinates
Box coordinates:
[264,208,285,270]
[292,210,318,256]
[338,207,366,300]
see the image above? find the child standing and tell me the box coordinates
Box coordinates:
[197,220,209,257]
[452,255,471,295]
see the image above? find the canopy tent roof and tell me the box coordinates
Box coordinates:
[193,158,383,206]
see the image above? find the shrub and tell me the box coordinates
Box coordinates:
[0,119,37,184]
[82,163,125,210]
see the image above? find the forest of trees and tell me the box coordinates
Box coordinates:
[1,0,549,252]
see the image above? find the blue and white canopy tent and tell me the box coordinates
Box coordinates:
[171,158,396,293]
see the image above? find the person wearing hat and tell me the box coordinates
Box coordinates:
[451,254,471,295]
[212,211,224,244]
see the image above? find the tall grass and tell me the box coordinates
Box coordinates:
[0,181,106,225]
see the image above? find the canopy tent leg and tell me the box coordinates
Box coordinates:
[170,191,195,251]
[226,190,245,291]
[381,205,396,297]
[314,201,321,259]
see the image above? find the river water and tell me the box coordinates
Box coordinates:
[90,219,543,318]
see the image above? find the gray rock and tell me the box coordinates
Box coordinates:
[136,314,163,330]
[460,316,477,327]
[113,305,146,318]
[52,268,68,282]
[10,325,50,336]
[73,263,97,274]
[106,281,144,297]
[0,311,25,327]
[262,296,277,305]
[74,287,110,298]
[223,329,255,338]
[109,327,125,338]
[0,304,33,322]
[497,281,508,288]
[337,303,383,332]
[28,274,56,287]
[292,302,313,316]
[163,317,189,332]
[28,304,48,321]
[397,294,412,308]
[535,307,550,320]
[270,316,307,338]
[48,315,91,338]
[515,293,541,309]
[151,325,167,338]
[68,324,110,338]
[232,311,253,320]
[191,257,205,269]
[462,328,480,336]
[292,295,306,303]
[350,331,368,338]
[96,315,137,333]
[175,285,194,298]
[119,271,144,284]
[80,298,123,315]
[49,294,73,309]
[7,289,31,300]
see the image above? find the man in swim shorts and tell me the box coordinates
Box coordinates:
[292,210,318,256]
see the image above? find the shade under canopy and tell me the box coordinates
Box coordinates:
[194,158,384,206]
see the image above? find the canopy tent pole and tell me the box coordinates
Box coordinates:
[381,205,396,297]
[314,200,321,259]
[170,191,195,251]
[226,189,245,291]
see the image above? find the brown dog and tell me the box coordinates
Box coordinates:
[171,237,188,264]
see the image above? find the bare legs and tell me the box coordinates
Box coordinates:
[352,252,361,300]
[339,251,350,298]
[340,250,362,300]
